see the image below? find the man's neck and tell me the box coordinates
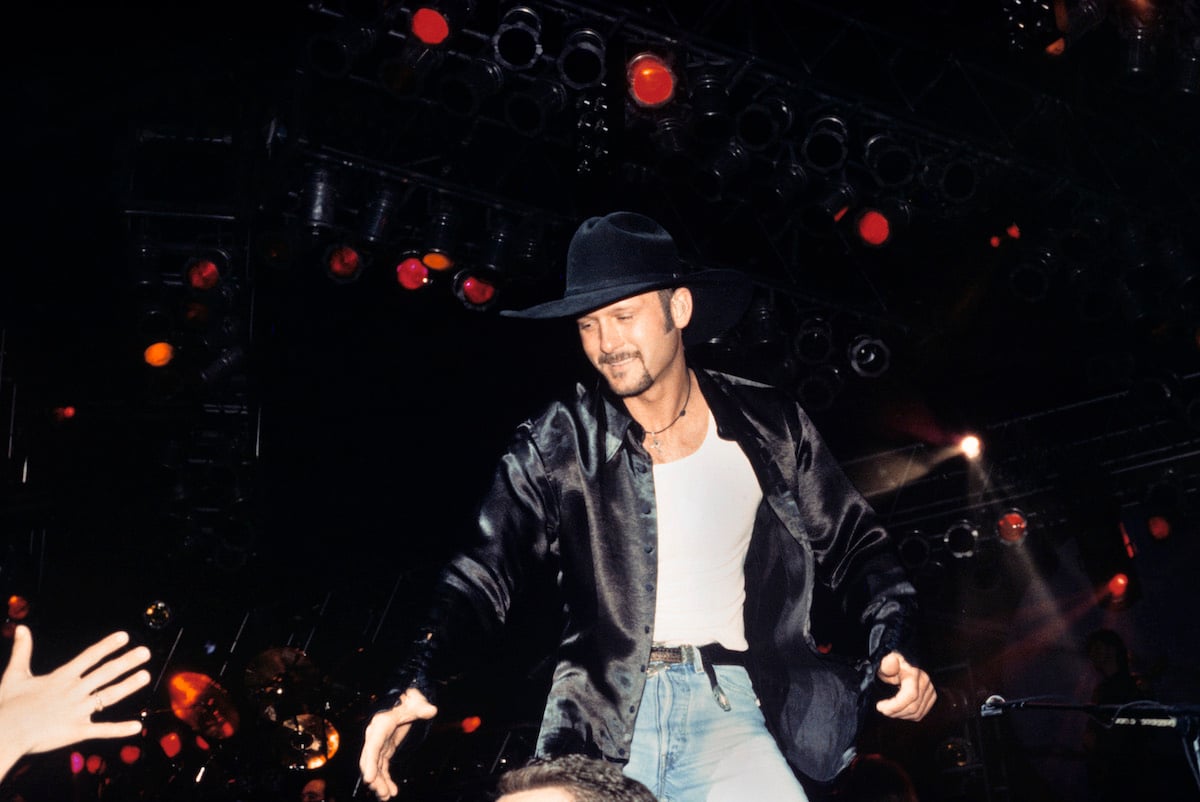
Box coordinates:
[623,363,692,433]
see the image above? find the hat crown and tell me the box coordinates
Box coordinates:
[564,212,681,298]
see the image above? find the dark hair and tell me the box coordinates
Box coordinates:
[656,287,676,332]
[495,754,658,801]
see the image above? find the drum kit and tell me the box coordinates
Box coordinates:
[161,643,361,775]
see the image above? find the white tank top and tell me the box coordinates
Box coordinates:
[650,411,762,650]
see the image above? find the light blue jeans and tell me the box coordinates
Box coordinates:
[623,655,810,802]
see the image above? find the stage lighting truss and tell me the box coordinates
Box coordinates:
[800,114,849,174]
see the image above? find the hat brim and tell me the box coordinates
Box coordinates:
[501,269,752,345]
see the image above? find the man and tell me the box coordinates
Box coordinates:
[495,755,657,802]
[360,212,935,801]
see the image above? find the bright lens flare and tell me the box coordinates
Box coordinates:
[959,435,982,460]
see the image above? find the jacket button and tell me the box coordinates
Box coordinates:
[639,665,646,672]
[642,504,652,515]
[618,748,626,756]
[644,544,654,553]
[629,705,636,713]
[644,625,651,634]
[645,583,654,592]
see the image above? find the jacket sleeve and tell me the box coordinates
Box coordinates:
[377,425,557,710]
[790,402,919,671]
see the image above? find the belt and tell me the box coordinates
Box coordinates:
[647,643,749,711]
[648,643,748,667]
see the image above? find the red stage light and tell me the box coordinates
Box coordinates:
[52,405,77,422]
[1006,223,1021,239]
[325,244,363,282]
[70,751,85,775]
[997,510,1028,544]
[457,273,497,307]
[185,258,221,291]
[144,342,175,368]
[627,52,675,107]
[7,595,31,620]
[396,257,431,290]
[1147,514,1171,540]
[990,235,1002,248]
[119,745,142,765]
[412,8,451,46]
[460,716,482,734]
[856,209,891,246]
[1107,572,1129,598]
[85,754,106,775]
[159,732,183,759]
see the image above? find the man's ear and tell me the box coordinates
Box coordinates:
[670,287,693,330]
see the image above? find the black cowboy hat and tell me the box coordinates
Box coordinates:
[500,211,752,344]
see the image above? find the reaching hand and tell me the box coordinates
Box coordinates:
[874,651,936,721]
[0,625,152,779]
[359,688,439,800]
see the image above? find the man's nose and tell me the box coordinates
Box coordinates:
[597,320,622,353]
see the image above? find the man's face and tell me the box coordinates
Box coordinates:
[576,289,687,398]
[496,789,575,802]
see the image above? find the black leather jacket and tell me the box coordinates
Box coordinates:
[390,368,918,782]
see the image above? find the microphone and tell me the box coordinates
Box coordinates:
[981,694,1006,717]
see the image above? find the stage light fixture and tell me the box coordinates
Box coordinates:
[734,95,792,152]
[688,67,732,144]
[863,133,917,187]
[854,200,910,248]
[627,52,676,108]
[996,508,1029,545]
[793,317,834,365]
[754,160,808,206]
[1042,0,1109,56]
[144,341,175,368]
[421,204,461,270]
[1107,571,1130,601]
[558,28,606,90]
[300,166,338,232]
[395,255,432,290]
[184,249,229,292]
[799,182,858,237]
[959,435,982,460]
[1008,246,1058,303]
[439,57,504,116]
[307,23,378,78]
[323,243,365,283]
[924,154,979,206]
[847,334,890,378]
[359,185,398,245]
[795,365,844,412]
[898,532,931,570]
[1117,0,1161,80]
[651,115,689,156]
[453,269,500,310]
[492,6,542,71]
[410,0,475,47]
[693,140,750,202]
[944,520,979,559]
[800,115,849,174]
[505,78,567,136]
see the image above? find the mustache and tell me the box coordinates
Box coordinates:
[599,351,641,366]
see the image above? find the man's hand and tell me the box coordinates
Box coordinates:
[874,651,936,721]
[0,626,151,779]
[359,688,438,800]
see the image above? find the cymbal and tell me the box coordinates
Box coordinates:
[167,671,240,740]
[274,713,340,771]
[244,646,321,696]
